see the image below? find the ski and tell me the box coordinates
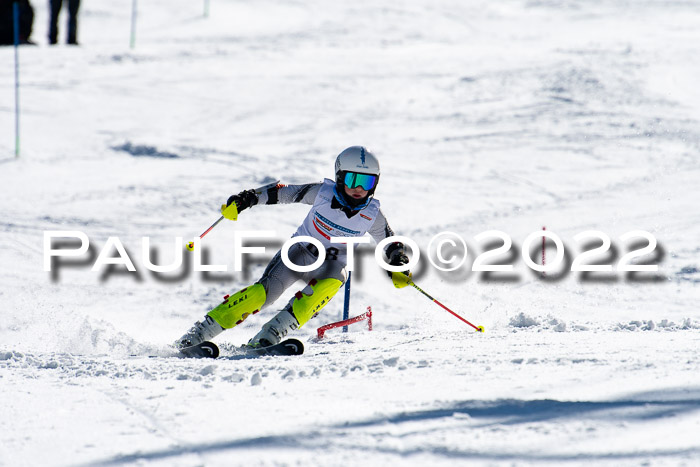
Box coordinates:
[237,338,304,357]
[177,339,303,359]
[179,341,220,359]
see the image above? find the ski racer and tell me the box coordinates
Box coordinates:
[176,146,412,350]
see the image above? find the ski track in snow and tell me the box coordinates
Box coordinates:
[1,0,700,465]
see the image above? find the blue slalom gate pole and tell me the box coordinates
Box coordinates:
[342,272,351,332]
[204,0,210,18]
[13,0,20,157]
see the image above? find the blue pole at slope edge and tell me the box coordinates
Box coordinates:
[342,271,351,332]
[13,1,20,157]
[130,0,137,49]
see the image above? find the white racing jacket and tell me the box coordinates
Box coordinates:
[256,178,398,262]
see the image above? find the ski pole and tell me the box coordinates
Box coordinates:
[186,180,281,251]
[409,281,485,332]
[186,216,224,251]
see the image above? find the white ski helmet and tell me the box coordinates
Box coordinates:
[333,146,380,210]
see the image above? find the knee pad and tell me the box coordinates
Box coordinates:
[207,283,266,329]
[291,278,342,327]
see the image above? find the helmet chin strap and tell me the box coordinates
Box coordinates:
[333,185,371,210]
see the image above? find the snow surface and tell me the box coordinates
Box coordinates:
[1,1,700,465]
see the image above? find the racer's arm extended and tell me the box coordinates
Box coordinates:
[226,182,322,213]
[256,183,321,206]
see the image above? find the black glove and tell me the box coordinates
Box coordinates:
[226,189,258,213]
[386,243,410,278]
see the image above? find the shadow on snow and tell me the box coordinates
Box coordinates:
[90,387,700,465]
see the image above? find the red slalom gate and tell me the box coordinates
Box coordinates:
[317,307,373,339]
[542,226,546,276]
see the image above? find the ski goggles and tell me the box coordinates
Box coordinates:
[343,172,378,191]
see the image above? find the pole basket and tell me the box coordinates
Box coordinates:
[317,306,372,339]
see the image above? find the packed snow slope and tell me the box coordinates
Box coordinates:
[1,1,699,466]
